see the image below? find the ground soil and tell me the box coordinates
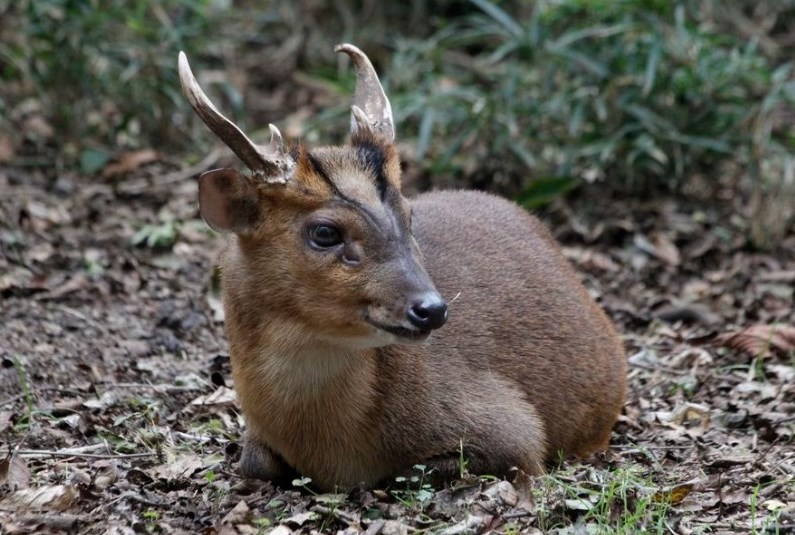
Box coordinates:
[0,157,793,533]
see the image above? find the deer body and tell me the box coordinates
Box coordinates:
[178,45,626,491]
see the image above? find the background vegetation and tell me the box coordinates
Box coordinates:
[2,0,795,246]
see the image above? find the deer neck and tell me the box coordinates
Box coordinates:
[229,316,388,486]
[230,316,378,419]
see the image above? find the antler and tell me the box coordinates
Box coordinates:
[334,44,395,140]
[178,51,294,184]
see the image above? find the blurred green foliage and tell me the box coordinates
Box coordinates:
[2,0,795,243]
[388,0,795,199]
[0,0,214,148]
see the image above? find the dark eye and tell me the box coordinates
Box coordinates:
[307,224,343,249]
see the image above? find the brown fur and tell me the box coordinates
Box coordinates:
[206,131,627,491]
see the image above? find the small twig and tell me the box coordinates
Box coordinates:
[612,444,695,450]
[2,448,157,460]
[0,387,87,408]
[171,431,214,444]
[97,382,208,393]
[502,510,532,519]
[310,505,359,524]
[59,443,107,454]
[0,392,30,408]
[14,514,81,531]
[120,148,222,194]
[60,305,110,336]
[627,361,691,375]
[155,148,223,187]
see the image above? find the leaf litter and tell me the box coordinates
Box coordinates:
[1,158,794,533]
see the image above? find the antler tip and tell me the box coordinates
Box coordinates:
[177,51,194,84]
[268,124,285,148]
[334,43,365,59]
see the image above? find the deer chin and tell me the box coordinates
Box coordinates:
[315,322,430,350]
[364,316,432,344]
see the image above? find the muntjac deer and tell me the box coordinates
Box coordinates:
[178,44,626,491]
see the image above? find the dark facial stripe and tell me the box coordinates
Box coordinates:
[305,150,383,228]
[305,151,343,197]
[354,141,389,200]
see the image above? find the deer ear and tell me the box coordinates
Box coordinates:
[199,168,260,233]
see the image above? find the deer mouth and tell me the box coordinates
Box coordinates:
[365,318,431,342]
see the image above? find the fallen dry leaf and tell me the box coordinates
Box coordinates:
[282,512,319,528]
[221,500,251,525]
[0,484,79,512]
[0,454,30,490]
[564,497,594,511]
[190,386,237,406]
[150,453,204,482]
[83,390,120,411]
[101,149,160,178]
[652,482,695,505]
[0,412,12,434]
[36,272,90,301]
[634,232,681,266]
[762,499,788,512]
[23,115,54,139]
[657,402,711,426]
[563,246,621,273]
[0,135,14,164]
[510,470,536,511]
[715,324,795,358]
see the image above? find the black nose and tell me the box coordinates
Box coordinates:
[407,294,448,331]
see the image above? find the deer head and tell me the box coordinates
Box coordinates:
[178,45,447,347]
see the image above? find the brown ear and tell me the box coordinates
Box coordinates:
[199,168,260,233]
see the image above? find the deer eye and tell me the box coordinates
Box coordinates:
[307,223,343,249]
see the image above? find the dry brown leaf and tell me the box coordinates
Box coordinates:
[24,199,71,230]
[563,247,620,273]
[564,497,594,511]
[0,135,14,164]
[758,270,795,283]
[715,324,795,358]
[282,512,319,528]
[190,386,237,406]
[652,482,694,505]
[0,412,12,434]
[26,242,55,263]
[83,390,120,411]
[634,232,681,266]
[24,115,54,139]
[510,470,536,511]
[658,403,711,426]
[221,500,251,525]
[36,273,89,301]
[150,453,204,482]
[101,149,160,178]
[0,454,30,490]
[649,232,681,266]
[0,484,79,511]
